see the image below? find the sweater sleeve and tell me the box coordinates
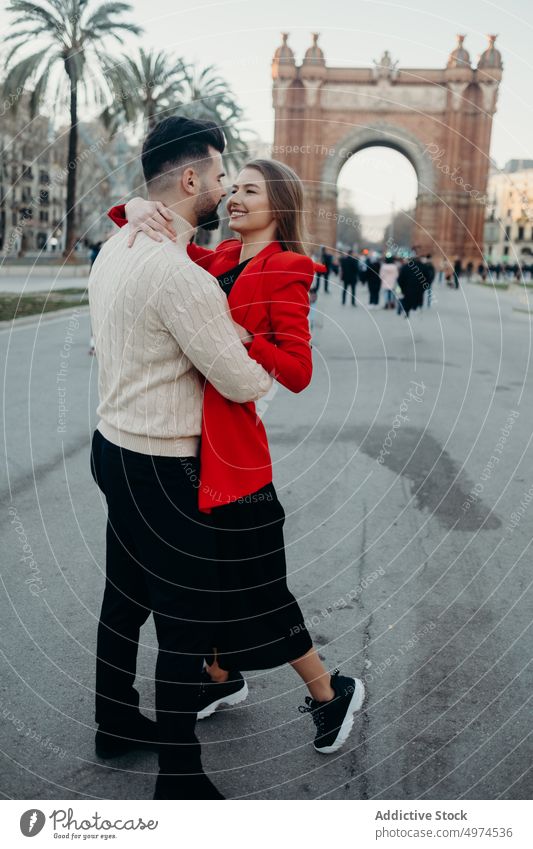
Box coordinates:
[247,253,313,393]
[158,261,273,404]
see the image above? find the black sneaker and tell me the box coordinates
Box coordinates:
[298,670,365,754]
[197,670,248,720]
[154,771,225,800]
[95,714,159,759]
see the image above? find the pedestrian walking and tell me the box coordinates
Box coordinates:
[366,257,382,308]
[454,258,462,289]
[317,246,333,293]
[423,254,436,306]
[379,255,399,309]
[339,248,359,306]
[398,256,424,318]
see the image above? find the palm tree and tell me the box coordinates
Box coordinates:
[101,48,189,133]
[3,0,141,257]
[104,51,250,171]
[178,63,250,170]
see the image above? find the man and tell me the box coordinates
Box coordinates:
[88,117,272,800]
[339,248,359,306]
[453,257,462,289]
[317,246,333,293]
[423,254,436,307]
[366,256,382,309]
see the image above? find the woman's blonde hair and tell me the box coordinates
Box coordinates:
[244,158,308,255]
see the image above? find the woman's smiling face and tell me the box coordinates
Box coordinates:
[226,167,276,234]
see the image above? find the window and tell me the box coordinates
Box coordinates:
[518,225,525,241]
[503,245,509,255]
[504,226,511,242]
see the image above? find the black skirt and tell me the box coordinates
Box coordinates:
[209,483,313,671]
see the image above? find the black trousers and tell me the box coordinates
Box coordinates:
[317,270,330,292]
[90,429,219,773]
[368,279,381,305]
[342,280,357,305]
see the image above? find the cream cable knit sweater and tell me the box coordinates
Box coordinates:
[89,211,272,457]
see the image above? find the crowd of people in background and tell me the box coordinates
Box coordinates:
[311,246,439,321]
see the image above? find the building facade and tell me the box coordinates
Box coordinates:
[484,161,533,264]
[0,96,137,256]
[0,95,66,255]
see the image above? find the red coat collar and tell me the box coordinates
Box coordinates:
[217,238,283,268]
[222,240,285,326]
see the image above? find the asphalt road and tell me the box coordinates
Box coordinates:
[1,276,531,800]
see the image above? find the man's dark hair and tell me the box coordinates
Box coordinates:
[141,116,225,185]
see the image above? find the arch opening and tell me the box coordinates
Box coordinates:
[336,145,418,252]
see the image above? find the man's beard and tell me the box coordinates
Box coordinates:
[196,195,221,231]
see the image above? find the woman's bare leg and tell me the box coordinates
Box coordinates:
[206,646,334,702]
[205,649,229,683]
[290,648,334,702]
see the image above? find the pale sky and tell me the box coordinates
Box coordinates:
[1,0,531,223]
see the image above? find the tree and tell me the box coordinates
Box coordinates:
[104,52,250,171]
[383,208,414,253]
[336,204,362,250]
[3,0,141,258]
[179,63,249,170]
[101,48,189,133]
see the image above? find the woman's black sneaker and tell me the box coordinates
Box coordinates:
[154,771,225,800]
[95,714,159,758]
[197,670,248,720]
[298,670,365,754]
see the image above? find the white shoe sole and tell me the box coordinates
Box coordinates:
[314,678,365,754]
[197,680,249,720]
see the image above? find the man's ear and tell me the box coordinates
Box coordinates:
[181,166,198,196]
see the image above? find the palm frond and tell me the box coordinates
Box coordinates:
[2,26,56,42]
[3,46,54,98]
[81,21,142,43]
[29,50,60,115]
[5,1,63,32]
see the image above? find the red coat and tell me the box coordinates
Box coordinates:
[108,205,314,511]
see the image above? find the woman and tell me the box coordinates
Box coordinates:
[108,159,364,754]
[379,255,399,309]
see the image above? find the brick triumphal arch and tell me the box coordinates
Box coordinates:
[271,34,503,263]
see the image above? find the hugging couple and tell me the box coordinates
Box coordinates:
[88,115,364,800]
